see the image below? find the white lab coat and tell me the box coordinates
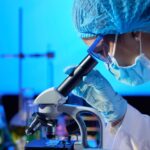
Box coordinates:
[103,104,150,150]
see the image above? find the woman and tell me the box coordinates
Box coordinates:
[66,0,150,149]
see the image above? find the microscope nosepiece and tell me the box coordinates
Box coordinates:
[25,113,42,135]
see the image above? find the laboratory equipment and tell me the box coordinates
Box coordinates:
[25,36,105,149]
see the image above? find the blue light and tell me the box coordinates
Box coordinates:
[0,1,150,95]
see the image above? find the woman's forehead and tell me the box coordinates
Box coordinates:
[82,37,97,46]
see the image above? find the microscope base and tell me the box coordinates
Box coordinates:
[24,139,74,150]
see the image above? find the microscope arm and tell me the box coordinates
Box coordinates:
[58,104,103,149]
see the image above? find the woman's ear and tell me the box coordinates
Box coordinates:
[131,32,141,42]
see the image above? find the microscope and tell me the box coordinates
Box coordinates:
[25,36,106,150]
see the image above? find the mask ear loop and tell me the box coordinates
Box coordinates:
[139,32,143,54]
[112,34,118,57]
[107,34,118,69]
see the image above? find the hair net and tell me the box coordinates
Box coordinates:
[73,0,150,38]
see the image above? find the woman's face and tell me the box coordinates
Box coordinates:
[83,32,150,66]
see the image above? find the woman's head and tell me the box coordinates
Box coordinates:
[73,0,150,86]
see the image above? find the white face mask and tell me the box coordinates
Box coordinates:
[108,34,150,86]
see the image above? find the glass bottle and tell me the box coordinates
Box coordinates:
[10,88,35,150]
[0,102,15,150]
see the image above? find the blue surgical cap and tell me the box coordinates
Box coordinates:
[73,0,150,38]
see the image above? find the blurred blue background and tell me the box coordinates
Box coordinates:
[0,0,150,96]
